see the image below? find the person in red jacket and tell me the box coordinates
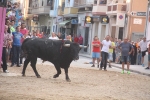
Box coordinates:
[91,36,101,68]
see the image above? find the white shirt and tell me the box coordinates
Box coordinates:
[101,40,111,53]
[49,36,59,40]
[139,40,150,51]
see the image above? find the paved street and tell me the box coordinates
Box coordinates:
[37,55,150,76]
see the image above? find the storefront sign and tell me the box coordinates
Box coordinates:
[133,18,142,24]
[85,16,93,24]
[101,16,109,24]
[93,16,100,22]
[71,19,78,24]
[137,12,146,16]
[57,16,63,23]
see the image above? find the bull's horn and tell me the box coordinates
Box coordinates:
[79,45,88,48]
[64,44,70,47]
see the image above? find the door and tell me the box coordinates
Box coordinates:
[118,27,123,40]
[84,27,89,52]
[111,26,116,38]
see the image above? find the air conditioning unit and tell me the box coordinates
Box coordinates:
[85,7,89,11]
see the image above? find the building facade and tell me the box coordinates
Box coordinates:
[26,0,51,33]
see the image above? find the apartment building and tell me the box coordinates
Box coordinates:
[26,0,51,33]
[106,0,148,41]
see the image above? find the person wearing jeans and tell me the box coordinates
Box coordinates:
[11,26,23,67]
[2,25,12,73]
[100,35,111,71]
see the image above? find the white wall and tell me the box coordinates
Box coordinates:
[65,0,74,7]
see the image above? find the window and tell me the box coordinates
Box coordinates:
[42,0,44,6]
[94,0,97,4]
[99,0,107,4]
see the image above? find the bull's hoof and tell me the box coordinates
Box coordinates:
[66,79,71,82]
[37,75,41,78]
[53,74,59,78]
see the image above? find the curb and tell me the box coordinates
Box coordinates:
[111,64,150,77]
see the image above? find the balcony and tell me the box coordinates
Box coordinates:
[106,3,127,15]
[74,0,94,7]
[63,7,78,17]
[50,9,57,17]
[92,4,107,15]
[58,8,63,16]
[31,6,50,15]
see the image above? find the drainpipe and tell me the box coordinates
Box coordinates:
[145,0,150,37]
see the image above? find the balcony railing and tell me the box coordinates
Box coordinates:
[31,6,50,14]
[74,0,94,7]
[92,4,107,15]
[107,3,127,14]
[64,7,78,15]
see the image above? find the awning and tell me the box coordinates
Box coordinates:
[59,20,70,26]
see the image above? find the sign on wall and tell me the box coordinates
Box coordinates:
[137,12,146,16]
[116,13,125,27]
[133,18,142,24]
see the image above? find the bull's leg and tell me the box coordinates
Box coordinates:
[53,65,61,78]
[31,57,41,78]
[22,58,30,77]
[64,68,71,82]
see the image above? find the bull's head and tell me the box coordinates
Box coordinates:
[64,43,88,60]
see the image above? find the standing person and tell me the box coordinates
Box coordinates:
[37,32,43,38]
[2,25,12,73]
[119,38,133,74]
[130,41,135,65]
[57,32,62,39]
[10,20,16,32]
[74,34,79,43]
[115,39,122,63]
[49,32,59,40]
[78,34,83,45]
[145,44,150,69]
[31,32,38,39]
[100,35,111,71]
[20,23,28,65]
[139,37,150,67]
[108,38,116,68]
[91,36,101,68]
[11,26,24,67]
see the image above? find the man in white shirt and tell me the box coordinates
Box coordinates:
[49,32,59,40]
[139,37,150,67]
[100,35,112,71]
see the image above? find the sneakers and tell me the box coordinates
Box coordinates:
[121,70,124,74]
[127,71,130,74]
[3,70,9,73]
[121,70,131,74]
[91,65,95,67]
[145,67,150,69]
[142,64,145,67]
[10,64,14,67]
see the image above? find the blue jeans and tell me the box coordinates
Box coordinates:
[12,45,21,65]
[100,51,108,70]
[137,53,142,65]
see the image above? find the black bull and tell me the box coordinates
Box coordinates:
[21,38,85,81]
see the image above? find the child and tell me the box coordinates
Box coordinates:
[145,44,150,69]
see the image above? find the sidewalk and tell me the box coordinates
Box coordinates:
[37,56,150,76]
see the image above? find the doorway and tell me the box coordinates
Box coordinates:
[111,26,116,38]
[118,27,123,40]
